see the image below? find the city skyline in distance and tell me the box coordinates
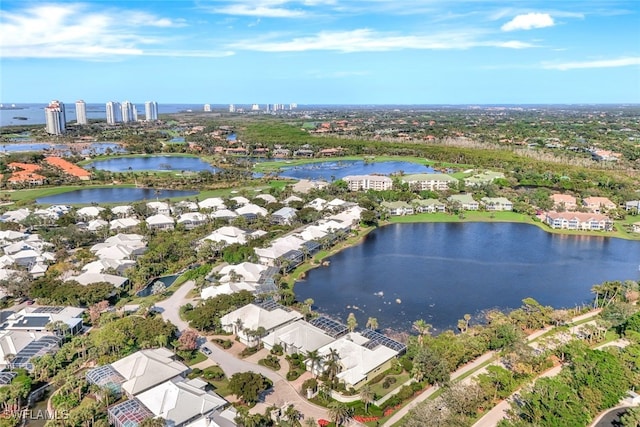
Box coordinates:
[1,0,639,105]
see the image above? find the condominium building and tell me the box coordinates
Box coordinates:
[402,173,459,191]
[343,175,393,191]
[75,100,87,125]
[229,104,235,112]
[144,101,158,121]
[203,104,211,112]
[121,101,135,123]
[106,101,121,125]
[44,100,66,135]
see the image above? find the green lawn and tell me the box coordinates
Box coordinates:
[369,372,411,398]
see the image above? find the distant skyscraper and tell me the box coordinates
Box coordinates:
[145,101,158,121]
[106,101,121,125]
[229,104,235,113]
[45,100,66,135]
[204,104,211,112]
[75,100,87,125]
[121,101,135,123]
[133,105,139,122]
[251,104,260,111]
[290,103,297,110]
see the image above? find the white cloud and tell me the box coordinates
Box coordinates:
[543,57,640,71]
[229,29,536,52]
[213,4,305,18]
[501,13,554,31]
[0,3,228,59]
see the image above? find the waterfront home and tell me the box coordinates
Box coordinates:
[44,157,91,180]
[254,235,306,266]
[109,217,141,232]
[145,214,175,231]
[412,198,446,213]
[198,197,226,211]
[582,196,616,213]
[271,207,298,225]
[543,211,614,231]
[230,196,250,206]
[146,201,171,215]
[448,194,479,210]
[312,331,404,390]
[402,173,458,191]
[550,193,578,211]
[111,205,133,217]
[174,200,199,213]
[632,222,640,233]
[343,175,393,191]
[76,206,105,220]
[464,170,505,187]
[218,262,267,284]
[480,197,513,211]
[292,179,329,194]
[82,258,135,276]
[200,226,265,247]
[177,212,208,230]
[262,320,335,356]
[625,200,639,212]
[201,281,255,299]
[381,201,414,216]
[220,302,303,346]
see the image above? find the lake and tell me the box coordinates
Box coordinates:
[294,222,640,334]
[278,160,435,180]
[0,142,123,154]
[36,188,198,204]
[85,156,217,172]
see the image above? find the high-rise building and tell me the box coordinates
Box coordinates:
[121,101,135,123]
[45,100,66,135]
[75,100,87,125]
[229,104,235,113]
[204,104,211,112]
[144,101,158,121]
[133,105,139,122]
[106,101,121,125]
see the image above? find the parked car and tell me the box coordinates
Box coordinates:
[201,346,212,356]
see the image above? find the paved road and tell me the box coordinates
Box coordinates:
[156,280,328,421]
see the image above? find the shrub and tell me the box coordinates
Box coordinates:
[286,370,302,381]
[382,377,397,389]
[271,344,284,356]
[301,378,318,392]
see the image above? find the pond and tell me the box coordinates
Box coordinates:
[85,155,217,172]
[0,142,123,155]
[277,160,435,181]
[294,222,640,334]
[36,188,198,204]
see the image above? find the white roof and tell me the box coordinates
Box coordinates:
[112,205,133,215]
[262,320,334,354]
[109,217,141,230]
[200,226,249,246]
[317,332,398,387]
[221,304,303,333]
[0,230,27,242]
[282,195,303,205]
[0,268,19,281]
[110,348,189,396]
[297,225,328,241]
[175,200,199,211]
[306,198,327,211]
[198,197,226,210]
[66,272,128,288]
[82,259,135,274]
[136,377,227,425]
[209,209,238,219]
[327,198,346,207]
[105,233,145,246]
[177,212,208,223]
[218,262,266,283]
[146,214,175,225]
[235,204,267,217]
[230,196,250,206]
[77,206,105,218]
[94,245,135,261]
[87,219,108,231]
[3,242,37,255]
[0,208,31,223]
[147,201,170,211]
[201,282,254,299]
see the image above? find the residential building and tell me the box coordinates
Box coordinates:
[582,196,616,213]
[262,320,334,356]
[220,302,303,346]
[464,170,505,187]
[343,175,393,191]
[550,194,577,211]
[381,201,414,216]
[203,104,211,112]
[145,214,175,231]
[632,222,640,233]
[271,207,297,225]
[144,101,158,121]
[480,197,513,211]
[106,101,121,124]
[44,157,92,180]
[402,173,458,191]
[44,100,66,135]
[412,198,446,213]
[121,101,136,123]
[543,211,614,231]
[448,194,479,210]
[292,179,328,194]
[75,100,87,125]
[625,200,639,212]
[177,212,208,230]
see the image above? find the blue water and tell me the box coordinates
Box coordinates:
[0,142,124,154]
[295,222,640,333]
[85,156,217,172]
[36,188,198,204]
[278,160,434,181]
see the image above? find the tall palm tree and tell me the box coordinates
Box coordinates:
[412,319,432,345]
[366,317,379,331]
[327,402,353,427]
[347,313,358,333]
[359,384,374,413]
[283,404,303,427]
[324,348,341,382]
[306,350,322,377]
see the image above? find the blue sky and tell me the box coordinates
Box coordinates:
[1,0,639,104]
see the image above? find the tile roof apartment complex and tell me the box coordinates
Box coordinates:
[44,157,91,181]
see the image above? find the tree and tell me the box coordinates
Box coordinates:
[228,372,271,405]
[621,406,640,427]
[283,404,303,427]
[327,401,352,427]
[177,329,199,351]
[346,312,358,333]
[306,349,322,377]
[411,346,449,386]
[366,317,379,331]
[139,418,166,427]
[412,319,432,345]
[359,384,374,413]
[323,348,342,382]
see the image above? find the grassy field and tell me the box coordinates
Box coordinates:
[253,155,472,173]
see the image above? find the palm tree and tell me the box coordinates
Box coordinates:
[366,317,379,331]
[347,312,358,333]
[412,319,432,345]
[621,406,640,427]
[327,401,353,427]
[324,348,341,382]
[303,417,317,427]
[359,384,374,413]
[306,349,322,377]
[283,404,303,427]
